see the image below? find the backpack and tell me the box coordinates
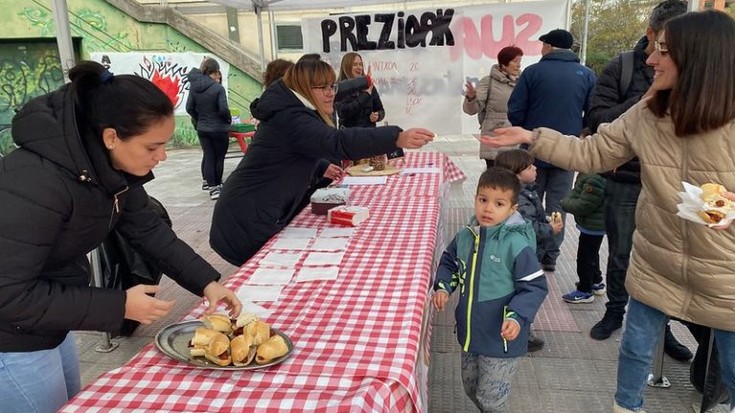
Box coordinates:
[617,51,635,102]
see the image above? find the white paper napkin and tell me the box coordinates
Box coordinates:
[676,181,735,227]
[247,268,295,285]
[281,227,318,238]
[236,285,283,303]
[302,251,345,266]
[271,237,312,250]
[295,266,340,283]
[260,251,303,268]
[320,227,355,238]
[311,237,349,251]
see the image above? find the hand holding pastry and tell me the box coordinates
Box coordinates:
[697,183,735,225]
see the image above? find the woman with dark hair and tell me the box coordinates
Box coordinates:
[210,59,434,266]
[463,45,524,169]
[335,52,385,128]
[186,57,231,200]
[482,11,735,413]
[0,61,241,413]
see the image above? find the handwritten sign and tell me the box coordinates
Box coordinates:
[303,1,566,134]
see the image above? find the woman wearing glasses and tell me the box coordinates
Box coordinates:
[209,58,434,266]
[481,11,735,413]
[335,52,385,128]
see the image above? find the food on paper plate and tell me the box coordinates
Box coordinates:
[202,313,233,333]
[697,182,735,224]
[256,334,289,365]
[550,211,563,225]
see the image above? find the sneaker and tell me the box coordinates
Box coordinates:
[209,185,221,200]
[590,311,623,340]
[562,290,594,303]
[591,282,606,295]
[528,332,545,352]
[613,402,646,413]
[664,324,693,362]
[202,180,210,191]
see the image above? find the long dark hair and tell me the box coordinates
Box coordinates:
[69,61,174,141]
[647,11,735,136]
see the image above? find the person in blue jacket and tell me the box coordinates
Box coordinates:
[507,29,596,273]
[433,167,548,412]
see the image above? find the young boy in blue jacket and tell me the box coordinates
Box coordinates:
[433,167,548,412]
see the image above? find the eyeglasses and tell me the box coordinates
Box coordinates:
[654,40,669,56]
[312,84,339,94]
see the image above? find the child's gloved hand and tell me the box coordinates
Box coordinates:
[432,290,449,311]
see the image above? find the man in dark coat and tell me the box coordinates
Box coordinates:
[584,0,691,362]
[507,28,597,272]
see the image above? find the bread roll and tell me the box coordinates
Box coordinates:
[204,332,231,366]
[231,334,256,366]
[191,327,219,347]
[202,314,233,333]
[255,334,289,365]
[235,312,259,329]
[246,320,271,346]
[701,183,726,199]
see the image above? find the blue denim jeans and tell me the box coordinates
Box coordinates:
[615,299,735,411]
[604,179,641,315]
[0,333,81,413]
[535,167,574,264]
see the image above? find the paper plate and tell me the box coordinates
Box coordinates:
[345,164,400,176]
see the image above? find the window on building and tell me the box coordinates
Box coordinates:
[276,25,303,51]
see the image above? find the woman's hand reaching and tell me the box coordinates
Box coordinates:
[397,128,434,149]
[323,164,345,181]
[464,80,477,100]
[480,127,534,148]
[124,285,175,325]
[203,281,242,318]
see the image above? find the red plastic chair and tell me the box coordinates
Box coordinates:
[229,131,255,154]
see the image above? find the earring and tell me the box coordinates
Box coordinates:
[108,145,114,149]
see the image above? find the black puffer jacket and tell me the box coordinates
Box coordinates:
[210,80,401,266]
[335,86,385,128]
[586,37,652,184]
[0,85,220,352]
[186,68,231,133]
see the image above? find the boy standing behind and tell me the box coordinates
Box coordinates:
[560,172,607,303]
[433,167,548,412]
[495,149,562,352]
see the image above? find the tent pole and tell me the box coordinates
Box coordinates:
[50,0,76,83]
[269,10,278,61]
[256,6,267,73]
[581,0,590,65]
[688,0,699,11]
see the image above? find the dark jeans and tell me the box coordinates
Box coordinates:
[603,179,641,315]
[535,167,574,264]
[577,232,605,292]
[198,131,229,187]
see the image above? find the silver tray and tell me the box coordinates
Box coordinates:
[154,319,294,370]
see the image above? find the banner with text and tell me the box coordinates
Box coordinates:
[90,52,230,117]
[303,1,567,134]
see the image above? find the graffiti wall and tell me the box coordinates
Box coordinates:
[0,0,261,154]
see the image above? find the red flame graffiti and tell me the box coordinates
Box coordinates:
[151,71,182,107]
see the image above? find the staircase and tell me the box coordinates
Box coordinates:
[105,0,263,81]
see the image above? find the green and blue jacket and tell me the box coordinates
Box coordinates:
[434,212,548,357]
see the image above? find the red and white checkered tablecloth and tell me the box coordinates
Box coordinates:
[62,152,464,413]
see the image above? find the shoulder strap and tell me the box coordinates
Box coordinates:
[618,51,635,101]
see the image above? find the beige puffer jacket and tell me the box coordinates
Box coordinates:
[529,101,735,332]
[463,65,519,160]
